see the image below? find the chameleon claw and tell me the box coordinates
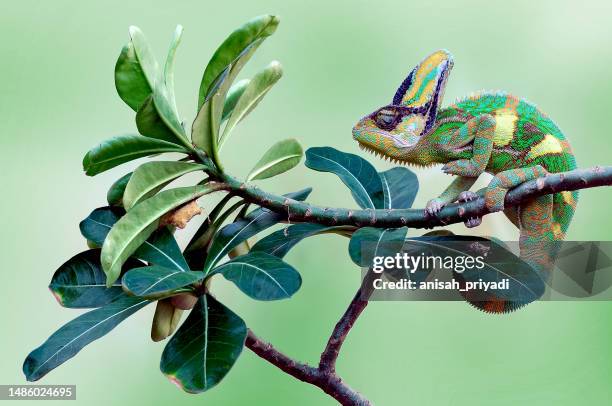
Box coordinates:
[465,217,482,228]
[425,198,445,216]
[457,191,482,228]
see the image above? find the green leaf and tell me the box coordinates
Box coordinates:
[379,167,419,209]
[122,266,203,299]
[49,249,144,308]
[152,82,191,148]
[151,299,183,342]
[246,138,302,181]
[114,42,152,111]
[136,95,180,143]
[101,186,213,286]
[80,207,189,272]
[82,134,188,176]
[220,61,282,148]
[202,188,312,273]
[163,25,183,114]
[123,161,206,209]
[251,223,347,258]
[348,227,409,267]
[198,15,279,107]
[23,296,149,381]
[222,79,250,121]
[212,252,301,300]
[305,147,384,209]
[160,294,246,393]
[128,26,159,89]
[107,172,133,206]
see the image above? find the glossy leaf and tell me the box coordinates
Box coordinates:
[198,15,279,106]
[212,252,301,300]
[123,161,206,209]
[128,26,159,89]
[114,42,152,111]
[348,227,409,267]
[151,299,183,342]
[82,134,188,176]
[191,68,228,161]
[80,207,189,272]
[379,167,418,209]
[305,147,384,209]
[152,82,190,148]
[252,223,341,258]
[49,249,143,308]
[23,296,149,381]
[106,172,132,206]
[163,25,183,113]
[220,61,282,148]
[136,95,180,143]
[101,186,213,286]
[246,138,302,181]
[222,79,250,121]
[160,294,246,393]
[122,266,203,299]
[203,188,312,273]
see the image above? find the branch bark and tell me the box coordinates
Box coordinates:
[224,166,612,229]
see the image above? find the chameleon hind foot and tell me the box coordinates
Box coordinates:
[457,191,481,228]
[485,166,548,212]
[425,198,445,216]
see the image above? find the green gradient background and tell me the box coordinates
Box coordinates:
[2,1,612,404]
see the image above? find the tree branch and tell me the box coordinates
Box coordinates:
[245,329,372,406]
[224,166,612,229]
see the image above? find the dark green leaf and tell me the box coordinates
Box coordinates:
[23,296,149,381]
[122,266,203,299]
[251,223,342,258]
[246,138,302,181]
[379,167,418,209]
[49,249,143,308]
[82,134,188,176]
[202,188,312,273]
[198,15,279,107]
[212,252,301,300]
[101,186,213,286]
[160,295,246,393]
[123,161,206,209]
[305,147,384,209]
[136,95,181,143]
[106,172,133,206]
[80,207,189,273]
[220,61,282,147]
[348,227,408,267]
[114,42,152,111]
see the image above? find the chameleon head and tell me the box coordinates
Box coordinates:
[352,49,454,166]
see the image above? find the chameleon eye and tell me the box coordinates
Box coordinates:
[374,110,398,130]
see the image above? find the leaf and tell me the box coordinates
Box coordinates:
[136,95,181,143]
[202,188,312,273]
[123,161,206,209]
[163,25,183,114]
[128,26,159,90]
[379,167,419,209]
[251,223,341,258]
[219,61,282,148]
[107,172,133,206]
[151,298,183,342]
[49,249,144,308]
[122,266,203,299]
[160,294,246,393]
[198,15,279,107]
[222,79,250,121]
[305,147,384,209]
[246,138,302,181]
[82,134,188,176]
[23,296,149,381]
[80,207,189,272]
[348,227,409,267]
[212,252,301,300]
[101,185,213,286]
[114,42,152,111]
[152,81,191,148]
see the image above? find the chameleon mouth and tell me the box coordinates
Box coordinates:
[357,142,434,168]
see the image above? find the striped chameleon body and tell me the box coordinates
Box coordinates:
[352,50,578,312]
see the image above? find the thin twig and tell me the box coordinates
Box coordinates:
[224,166,612,229]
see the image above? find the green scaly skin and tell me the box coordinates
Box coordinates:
[352,50,578,313]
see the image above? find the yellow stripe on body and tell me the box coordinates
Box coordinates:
[492,109,518,147]
[527,134,564,160]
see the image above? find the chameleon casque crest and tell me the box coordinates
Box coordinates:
[353,50,578,313]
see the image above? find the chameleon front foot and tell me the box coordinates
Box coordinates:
[457,191,482,228]
[425,198,445,216]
